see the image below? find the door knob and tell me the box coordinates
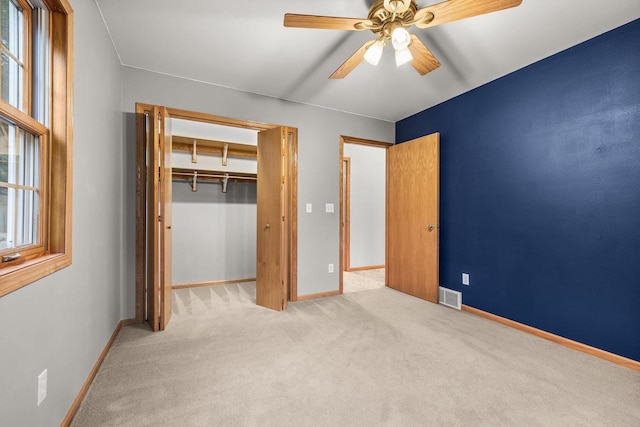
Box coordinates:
[428,224,439,232]
[265,224,271,229]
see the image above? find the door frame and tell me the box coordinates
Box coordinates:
[339,135,392,294]
[135,103,298,324]
[341,156,351,271]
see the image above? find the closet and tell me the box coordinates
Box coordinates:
[135,104,298,331]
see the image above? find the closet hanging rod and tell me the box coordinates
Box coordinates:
[172,171,257,181]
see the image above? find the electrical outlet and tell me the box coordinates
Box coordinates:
[462,273,470,286]
[328,263,334,273]
[325,203,334,213]
[37,369,47,406]
[306,203,312,213]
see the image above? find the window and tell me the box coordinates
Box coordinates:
[0,117,44,253]
[0,0,72,297]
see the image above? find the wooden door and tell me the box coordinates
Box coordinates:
[146,106,160,331]
[256,127,287,311]
[159,107,172,329]
[386,133,440,302]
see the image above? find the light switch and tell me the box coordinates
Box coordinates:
[306,203,312,213]
[325,203,334,213]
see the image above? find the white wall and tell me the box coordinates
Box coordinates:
[0,0,125,424]
[172,118,258,144]
[121,68,394,300]
[344,143,386,268]
[172,181,256,284]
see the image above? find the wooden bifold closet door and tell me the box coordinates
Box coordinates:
[256,126,288,311]
[145,106,160,331]
[146,106,173,331]
[159,107,173,329]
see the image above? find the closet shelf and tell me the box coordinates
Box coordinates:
[172,135,257,159]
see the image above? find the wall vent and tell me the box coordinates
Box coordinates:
[439,287,462,310]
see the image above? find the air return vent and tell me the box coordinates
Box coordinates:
[439,287,462,310]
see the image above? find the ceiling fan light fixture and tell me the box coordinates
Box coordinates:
[395,47,413,67]
[391,26,411,50]
[364,39,385,66]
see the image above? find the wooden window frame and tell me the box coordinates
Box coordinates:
[0,0,73,297]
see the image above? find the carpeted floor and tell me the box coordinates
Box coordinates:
[343,268,386,293]
[72,282,640,426]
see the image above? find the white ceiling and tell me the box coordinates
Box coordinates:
[95,0,640,122]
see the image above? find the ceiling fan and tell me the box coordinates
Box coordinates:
[284,0,523,79]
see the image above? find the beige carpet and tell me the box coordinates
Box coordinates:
[343,268,386,293]
[72,282,640,426]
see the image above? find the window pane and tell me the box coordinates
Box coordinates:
[1,0,24,110]
[0,117,8,183]
[16,188,37,246]
[0,0,8,49]
[18,128,37,187]
[0,116,17,184]
[0,186,13,250]
[0,188,39,251]
[1,51,22,108]
[1,0,23,58]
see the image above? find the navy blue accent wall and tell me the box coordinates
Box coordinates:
[396,19,640,361]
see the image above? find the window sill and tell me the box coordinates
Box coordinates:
[0,252,71,297]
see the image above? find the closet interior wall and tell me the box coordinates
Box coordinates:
[171,119,258,287]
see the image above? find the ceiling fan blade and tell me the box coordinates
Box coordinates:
[330,40,375,79]
[284,14,372,31]
[408,34,441,75]
[415,0,522,29]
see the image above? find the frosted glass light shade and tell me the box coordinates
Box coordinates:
[364,40,384,66]
[395,47,413,67]
[391,27,411,50]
